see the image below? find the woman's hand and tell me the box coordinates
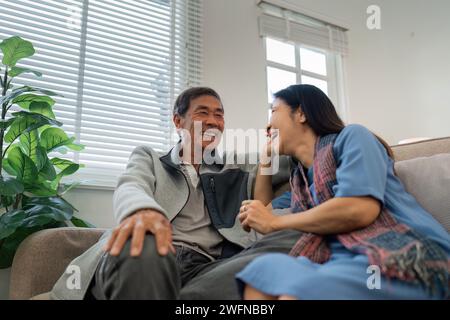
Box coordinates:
[239,200,280,234]
[260,124,279,167]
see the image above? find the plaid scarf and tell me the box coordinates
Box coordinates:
[289,133,449,296]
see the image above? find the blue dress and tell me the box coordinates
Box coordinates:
[236,124,450,299]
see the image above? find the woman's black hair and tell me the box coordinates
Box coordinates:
[274,84,345,136]
[273,84,394,159]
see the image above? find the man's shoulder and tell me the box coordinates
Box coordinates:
[131,145,169,159]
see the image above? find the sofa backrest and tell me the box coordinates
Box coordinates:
[391,136,450,161]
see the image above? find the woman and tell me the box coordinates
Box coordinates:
[236,84,449,300]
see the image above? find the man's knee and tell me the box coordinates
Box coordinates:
[94,234,180,299]
[109,234,177,277]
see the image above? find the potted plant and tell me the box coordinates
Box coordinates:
[0,36,92,268]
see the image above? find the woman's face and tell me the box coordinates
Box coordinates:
[268,98,300,156]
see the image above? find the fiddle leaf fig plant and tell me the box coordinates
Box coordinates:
[0,36,93,268]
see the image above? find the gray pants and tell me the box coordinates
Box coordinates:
[89,230,301,300]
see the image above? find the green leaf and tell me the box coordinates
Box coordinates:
[52,146,68,154]
[22,196,74,222]
[19,130,47,171]
[59,181,83,195]
[0,195,15,209]
[5,113,58,144]
[12,94,55,110]
[11,111,62,126]
[4,112,62,143]
[71,216,95,228]
[0,177,24,196]
[0,86,59,106]
[9,66,42,78]
[40,127,74,152]
[24,182,57,197]
[0,209,27,240]
[13,85,59,96]
[5,115,40,143]
[50,157,78,170]
[29,101,55,119]
[57,163,80,177]
[0,36,35,67]
[0,118,14,130]
[6,146,38,184]
[2,158,17,176]
[48,160,80,190]
[39,156,57,181]
[66,143,85,151]
[0,88,25,107]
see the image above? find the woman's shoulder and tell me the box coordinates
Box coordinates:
[335,124,376,147]
[339,124,373,138]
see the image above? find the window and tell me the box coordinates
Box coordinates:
[265,38,342,114]
[0,0,202,187]
[258,0,348,119]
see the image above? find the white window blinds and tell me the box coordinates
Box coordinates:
[257,0,348,56]
[0,0,203,188]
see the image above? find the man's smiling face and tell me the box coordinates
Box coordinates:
[174,94,225,151]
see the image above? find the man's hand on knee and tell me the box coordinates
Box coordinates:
[103,209,176,257]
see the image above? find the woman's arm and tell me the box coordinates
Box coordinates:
[240,197,381,235]
[273,197,381,234]
[253,128,275,205]
[253,163,274,206]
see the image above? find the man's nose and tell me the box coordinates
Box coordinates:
[205,114,220,128]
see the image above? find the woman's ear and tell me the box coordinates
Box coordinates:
[295,108,307,124]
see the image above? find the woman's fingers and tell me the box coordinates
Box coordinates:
[240,200,253,214]
[238,211,247,223]
[242,217,251,232]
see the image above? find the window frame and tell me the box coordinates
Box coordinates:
[264,36,346,119]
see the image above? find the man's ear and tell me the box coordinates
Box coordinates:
[173,113,182,129]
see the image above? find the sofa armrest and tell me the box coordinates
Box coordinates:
[9,227,106,300]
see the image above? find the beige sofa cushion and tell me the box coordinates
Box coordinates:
[395,153,450,232]
[9,227,105,300]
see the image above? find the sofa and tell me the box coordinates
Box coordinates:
[8,136,450,300]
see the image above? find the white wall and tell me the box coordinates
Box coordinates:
[203,0,269,131]
[64,187,115,229]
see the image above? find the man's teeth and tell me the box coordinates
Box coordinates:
[204,132,216,137]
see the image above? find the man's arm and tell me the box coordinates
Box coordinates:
[113,146,168,223]
[105,146,175,257]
